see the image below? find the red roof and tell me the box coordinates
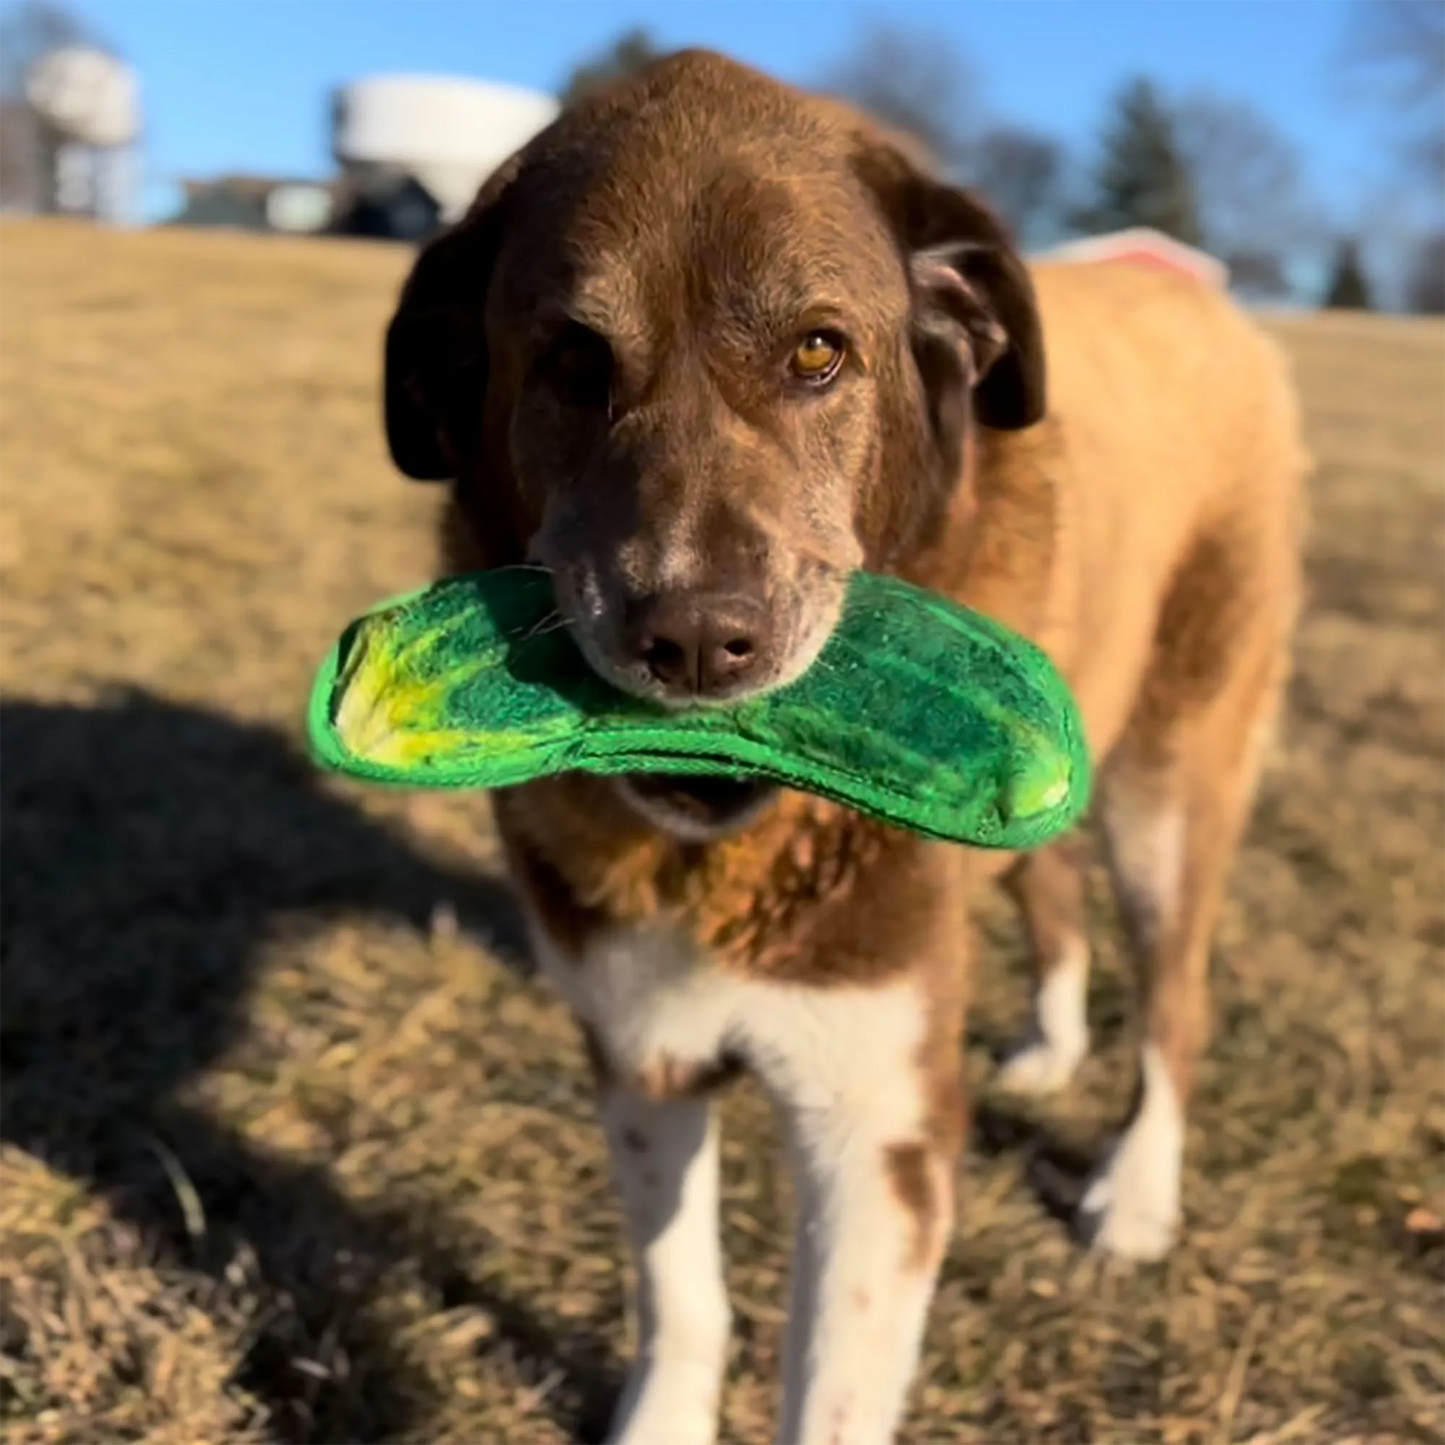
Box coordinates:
[1031,228,1228,288]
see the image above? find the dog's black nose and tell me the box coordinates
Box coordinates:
[628,590,769,699]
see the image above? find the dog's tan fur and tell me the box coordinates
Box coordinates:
[385,50,1306,1445]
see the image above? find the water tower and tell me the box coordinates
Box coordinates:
[23,45,141,223]
[331,74,558,239]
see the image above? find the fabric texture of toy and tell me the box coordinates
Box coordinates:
[307,567,1091,850]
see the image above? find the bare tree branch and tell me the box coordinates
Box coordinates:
[1344,0,1445,105]
[819,23,981,174]
[1340,0,1445,180]
[1174,90,1327,280]
[0,1,107,99]
[966,125,1067,246]
[1406,231,1445,311]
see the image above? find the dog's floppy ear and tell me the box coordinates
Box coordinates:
[853,139,1045,434]
[383,155,522,481]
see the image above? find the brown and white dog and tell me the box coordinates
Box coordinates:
[382,51,1307,1445]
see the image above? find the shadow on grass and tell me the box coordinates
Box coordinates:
[0,688,622,1443]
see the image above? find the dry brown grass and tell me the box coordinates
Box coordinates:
[1,219,1441,1445]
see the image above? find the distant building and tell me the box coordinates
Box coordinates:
[1032,227,1229,290]
[167,74,561,244]
[169,175,338,234]
[330,170,443,243]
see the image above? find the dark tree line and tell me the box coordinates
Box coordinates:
[1340,0,1444,312]
[555,24,1351,305]
[4,5,1412,310]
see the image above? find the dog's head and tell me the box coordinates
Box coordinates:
[384,51,1044,837]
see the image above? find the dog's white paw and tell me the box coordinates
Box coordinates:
[606,1349,725,1445]
[1077,1149,1178,1261]
[996,941,1089,1096]
[995,1029,1087,1096]
[1075,1045,1183,1262]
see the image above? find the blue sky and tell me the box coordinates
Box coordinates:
[53,0,1427,292]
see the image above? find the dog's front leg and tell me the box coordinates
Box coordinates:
[596,1080,730,1445]
[755,982,963,1445]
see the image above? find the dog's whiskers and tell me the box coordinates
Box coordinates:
[512,609,568,646]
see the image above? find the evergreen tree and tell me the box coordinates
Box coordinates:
[1322,238,1374,310]
[1073,78,1204,246]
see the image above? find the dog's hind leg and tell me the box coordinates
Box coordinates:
[995,837,1092,1095]
[1078,526,1294,1261]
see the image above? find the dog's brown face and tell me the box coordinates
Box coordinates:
[384,51,1044,834]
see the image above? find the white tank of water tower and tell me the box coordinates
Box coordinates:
[24,45,141,223]
[332,74,560,224]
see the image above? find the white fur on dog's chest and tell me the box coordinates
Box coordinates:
[531,919,929,1116]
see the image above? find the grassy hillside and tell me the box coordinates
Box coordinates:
[1,220,1441,1445]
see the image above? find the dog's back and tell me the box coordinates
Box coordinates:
[969,258,1308,763]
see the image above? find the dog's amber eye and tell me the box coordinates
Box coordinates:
[790,331,845,384]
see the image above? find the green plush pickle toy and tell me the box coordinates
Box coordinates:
[307,567,1091,850]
